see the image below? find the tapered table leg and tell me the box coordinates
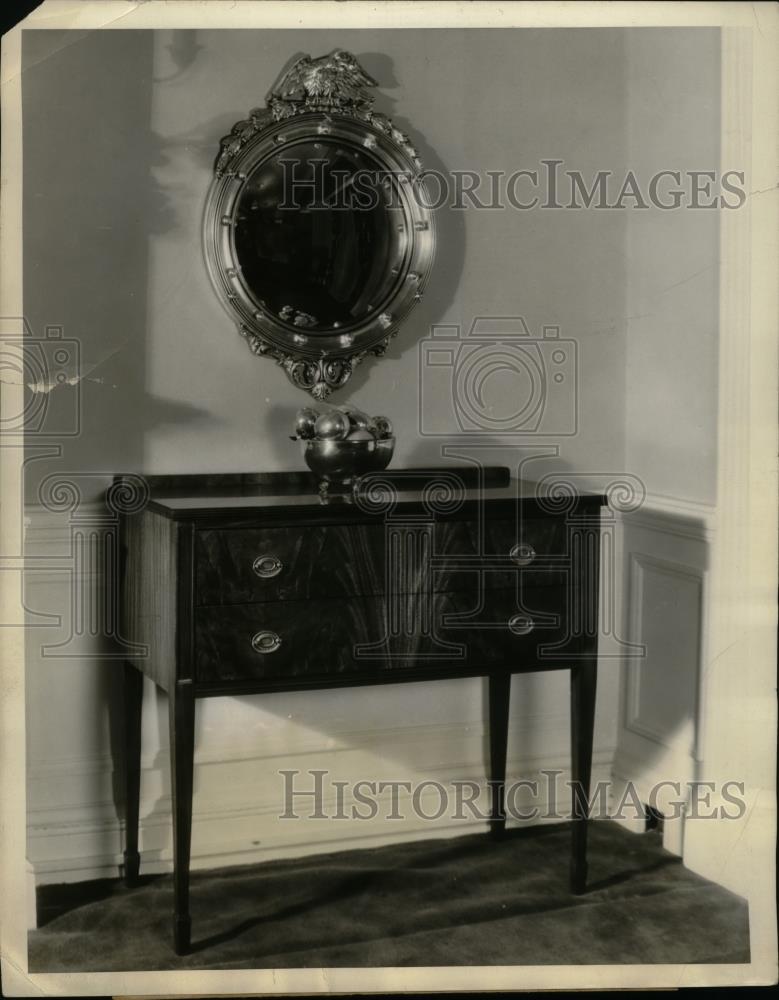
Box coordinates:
[570,659,597,894]
[488,673,511,839]
[123,662,143,886]
[169,678,195,955]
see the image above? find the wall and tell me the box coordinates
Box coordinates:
[21,29,156,488]
[23,27,719,888]
[623,29,720,506]
[144,27,629,480]
[23,27,630,494]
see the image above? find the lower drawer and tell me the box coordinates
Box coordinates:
[194,588,594,684]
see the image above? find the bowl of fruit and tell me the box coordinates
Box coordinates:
[292,406,395,499]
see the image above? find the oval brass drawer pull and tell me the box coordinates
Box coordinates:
[251,630,282,654]
[508,614,534,636]
[252,554,283,579]
[510,542,536,567]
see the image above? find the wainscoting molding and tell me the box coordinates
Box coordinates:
[611,500,712,856]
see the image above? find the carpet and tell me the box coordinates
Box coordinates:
[28,821,750,971]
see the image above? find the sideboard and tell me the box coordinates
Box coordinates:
[116,468,604,954]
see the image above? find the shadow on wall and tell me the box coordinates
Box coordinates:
[22,29,213,508]
[20,28,216,850]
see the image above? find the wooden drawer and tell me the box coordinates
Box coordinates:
[194,587,592,684]
[434,516,573,590]
[196,516,577,607]
[195,523,388,605]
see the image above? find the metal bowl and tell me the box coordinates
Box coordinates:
[301,435,395,487]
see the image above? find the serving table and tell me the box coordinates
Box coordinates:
[116,468,604,954]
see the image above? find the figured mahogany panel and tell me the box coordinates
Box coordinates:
[433,516,573,591]
[195,523,388,605]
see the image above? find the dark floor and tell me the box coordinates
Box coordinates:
[28,821,750,971]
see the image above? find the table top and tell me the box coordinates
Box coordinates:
[116,468,607,523]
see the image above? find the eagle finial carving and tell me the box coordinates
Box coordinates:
[270,50,379,111]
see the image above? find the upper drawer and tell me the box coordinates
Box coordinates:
[195,523,388,605]
[433,516,573,590]
[195,515,585,606]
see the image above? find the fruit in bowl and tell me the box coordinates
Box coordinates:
[314,410,350,441]
[336,404,374,433]
[292,406,396,498]
[373,415,393,439]
[294,407,319,440]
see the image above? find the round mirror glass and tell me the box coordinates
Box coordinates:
[234,141,404,331]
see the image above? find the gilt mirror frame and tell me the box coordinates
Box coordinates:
[203,51,436,399]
